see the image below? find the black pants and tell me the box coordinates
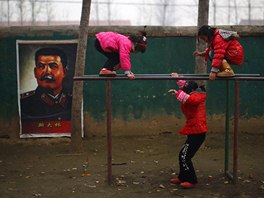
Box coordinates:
[94,38,120,70]
[178,133,206,184]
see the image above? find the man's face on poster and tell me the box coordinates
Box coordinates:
[34,55,66,94]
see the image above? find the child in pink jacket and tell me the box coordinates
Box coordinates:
[95,31,147,79]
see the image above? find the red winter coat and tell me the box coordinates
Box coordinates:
[179,92,208,135]
[205,29,244,69]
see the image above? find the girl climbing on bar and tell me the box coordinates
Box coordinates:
[193,25,244,80]
[94,29,147,79]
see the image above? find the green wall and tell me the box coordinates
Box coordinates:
[84,36,264,120]
[0,33,263,134]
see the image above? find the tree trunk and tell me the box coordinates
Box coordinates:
[71,0,92,153]
[195,0,209,80]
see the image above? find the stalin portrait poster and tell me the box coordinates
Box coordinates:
[17,40,78,138]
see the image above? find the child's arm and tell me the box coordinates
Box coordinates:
[170,73,187,89]
[209,71,217,80]
[193,50,206,57]
[168,89,190,104]
[124,71,135,79]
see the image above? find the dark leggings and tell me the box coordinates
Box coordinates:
[94,38,119,70]
[178,133,206,184]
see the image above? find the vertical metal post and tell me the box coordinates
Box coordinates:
[224,81,230,173]
[233,80,240,184]
[106,80,112,184]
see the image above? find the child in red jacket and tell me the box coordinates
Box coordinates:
[94,31,147,79]
[193,25,244,80]
[168,73,208,189]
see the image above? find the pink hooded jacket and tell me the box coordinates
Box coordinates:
[96,32,133,71]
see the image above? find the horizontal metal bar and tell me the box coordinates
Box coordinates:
[74,74,264,81]
[130,73,261,77]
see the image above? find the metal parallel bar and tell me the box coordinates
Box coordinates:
[233,80,240,184]
[131,73,261,77]
[75,74,263,185]
[75,73,261,78]
[224,81,230,173]
[74,75,264,81]
[106,80,112,184]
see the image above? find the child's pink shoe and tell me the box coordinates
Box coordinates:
[170,177,182,184]
[99,68,116,77]
[180,181,196,189]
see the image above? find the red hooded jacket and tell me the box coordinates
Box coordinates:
[205,29,244,69]
[178,92,208,135]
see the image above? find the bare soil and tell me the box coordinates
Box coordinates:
[0,131,263,198]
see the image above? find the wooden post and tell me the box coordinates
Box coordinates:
[195,0,209,85]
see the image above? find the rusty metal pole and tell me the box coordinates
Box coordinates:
[224,81,230,174]
[233,80,240,184]
[106,80,112,184]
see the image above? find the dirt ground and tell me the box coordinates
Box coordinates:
[0,131,263,198]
